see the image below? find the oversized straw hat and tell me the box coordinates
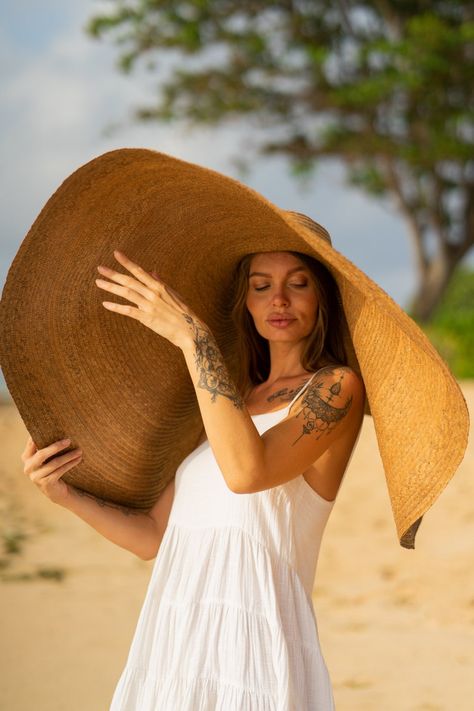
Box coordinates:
[0,148,469,549]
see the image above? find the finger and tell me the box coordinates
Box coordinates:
[99,257,184,317]
[150,271,166,288]
[151,271,166,295]
[21,435,39,462]
[48,454,83,482]
[31,450,82,481]
[101,301,151,323]
[23,435,37,454]
[95,278,154,310]
[33,439,73,468]
[112,250,164,293]
[102,254,185,314]
[147,271,187,309]
[31,457,81,489]
[162,282,192,314]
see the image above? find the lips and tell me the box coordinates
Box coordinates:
[267,312,296,328]
[267,313,294,321]
[267,317,296,329]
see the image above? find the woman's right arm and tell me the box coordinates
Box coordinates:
[21,435,174,561]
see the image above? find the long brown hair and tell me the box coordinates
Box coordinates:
[230,251,349,399]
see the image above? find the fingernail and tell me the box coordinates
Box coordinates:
[63,438,70,444]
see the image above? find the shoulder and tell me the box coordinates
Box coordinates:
[315,364,363,385]
[295,365,365,424]
[306,364,364,391]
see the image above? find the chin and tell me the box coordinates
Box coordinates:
[264,326,305,338]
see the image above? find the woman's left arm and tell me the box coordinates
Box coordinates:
[180,323,364,494]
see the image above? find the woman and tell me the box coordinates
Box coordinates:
[22,246,365,709]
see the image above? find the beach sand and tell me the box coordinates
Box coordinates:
[0,382,472,711]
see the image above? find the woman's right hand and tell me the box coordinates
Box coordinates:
[21,435,83,506]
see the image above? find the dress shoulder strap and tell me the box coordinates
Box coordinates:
[287,366,332,410]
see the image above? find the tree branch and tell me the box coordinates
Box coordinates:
[381,157,428,277]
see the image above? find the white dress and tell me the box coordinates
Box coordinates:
[110,370,341,710]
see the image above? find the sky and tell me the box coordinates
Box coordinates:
[1,1,472,397]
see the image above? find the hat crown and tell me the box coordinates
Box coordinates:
[284,211,332,246]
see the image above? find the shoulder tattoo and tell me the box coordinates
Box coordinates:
[292,367,354,445]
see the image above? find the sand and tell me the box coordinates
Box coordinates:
[0,382,473,711]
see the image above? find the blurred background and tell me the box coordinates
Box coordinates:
[1,2,473,710]
[1,1,473,400]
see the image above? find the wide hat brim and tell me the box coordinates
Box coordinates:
[0,148,469,549]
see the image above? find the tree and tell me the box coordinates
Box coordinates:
[87,1,474,322]
[408,266,474,377]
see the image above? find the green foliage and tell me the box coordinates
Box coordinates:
[36,566,67,582]
[85,2,472,193]
[85,4,472,137]
[348,164,388,196]
[1,566,67,584]
[2,528,28,555]
[85,2,473,318]
[408,267,474,378]
[0,523,68,584]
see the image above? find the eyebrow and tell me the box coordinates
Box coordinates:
[249,267,308,278]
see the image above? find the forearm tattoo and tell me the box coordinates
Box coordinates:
[292,368,353,445]
[75,488,141,516]
[183,315,244,410]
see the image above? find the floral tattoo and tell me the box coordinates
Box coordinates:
[183,315,244,409]
[292,368,353,444]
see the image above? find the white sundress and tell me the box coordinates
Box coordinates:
[110,369,342,710]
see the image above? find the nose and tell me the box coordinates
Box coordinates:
[271,285,289,306]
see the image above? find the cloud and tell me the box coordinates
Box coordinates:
[0,2,245,240]
[0,1,425,395]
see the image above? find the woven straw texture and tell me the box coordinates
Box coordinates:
[0,148,469,549]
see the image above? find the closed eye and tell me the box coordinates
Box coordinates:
[254,283,307,291]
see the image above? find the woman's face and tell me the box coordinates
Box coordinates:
[245,252,319,341]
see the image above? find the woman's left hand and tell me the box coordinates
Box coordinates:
[95,250,204,350]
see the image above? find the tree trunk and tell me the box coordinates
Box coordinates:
[406,242,472,323]
[384,160,474,323]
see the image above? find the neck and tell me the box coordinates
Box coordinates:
[266,341,305,380]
